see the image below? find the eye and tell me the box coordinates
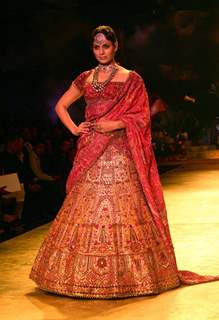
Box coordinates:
[103,44,110,49]
[93,45,99,50]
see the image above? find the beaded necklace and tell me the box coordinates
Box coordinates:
[92,64,119,93]
[97,63,116,73]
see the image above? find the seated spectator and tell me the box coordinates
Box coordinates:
[0,135,32,184]
[26,141,54,182]
[0,135,50,228]
[0,186,17,239]
[25,141,63,220]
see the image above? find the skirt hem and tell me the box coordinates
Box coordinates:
[30,274,181,300]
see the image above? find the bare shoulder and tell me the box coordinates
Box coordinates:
[117,65,130,75]
[85,68,95,84]
[115,66,131,82]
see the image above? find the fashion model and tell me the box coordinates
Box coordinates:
[30,25,219,299]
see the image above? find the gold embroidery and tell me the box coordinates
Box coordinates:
[30,136,180,298]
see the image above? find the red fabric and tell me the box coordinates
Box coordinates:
[66,70,219,284]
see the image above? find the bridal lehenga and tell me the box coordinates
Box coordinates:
[30,71,219,298]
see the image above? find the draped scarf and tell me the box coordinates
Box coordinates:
[66,70,219,284]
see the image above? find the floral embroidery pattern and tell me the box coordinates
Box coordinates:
[30,71,219,299]
[30,138,181,298]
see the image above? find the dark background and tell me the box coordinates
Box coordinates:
[1,0,219,140]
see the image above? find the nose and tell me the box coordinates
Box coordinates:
[99,47,104,55]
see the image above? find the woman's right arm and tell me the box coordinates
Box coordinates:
[55,84,90,136]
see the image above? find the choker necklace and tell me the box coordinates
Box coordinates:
[92,63,119,92]
[97,63,117,73]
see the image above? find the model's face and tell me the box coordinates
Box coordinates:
[92,33,117,65]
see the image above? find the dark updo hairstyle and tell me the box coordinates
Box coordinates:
[91,25,118,47]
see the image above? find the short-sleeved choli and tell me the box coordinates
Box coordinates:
[71,70,92,92]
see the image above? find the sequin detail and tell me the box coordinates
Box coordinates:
[30,134,180,298]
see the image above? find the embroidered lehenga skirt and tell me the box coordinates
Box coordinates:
[29,131,180,298]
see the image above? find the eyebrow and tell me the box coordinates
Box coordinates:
[93,42,110,47]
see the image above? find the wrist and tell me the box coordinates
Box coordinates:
[71,126,79,136]
[115,120,126,130]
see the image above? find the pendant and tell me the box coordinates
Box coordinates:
[91,64,118,92]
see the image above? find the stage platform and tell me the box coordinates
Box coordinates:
[1,159,219,320]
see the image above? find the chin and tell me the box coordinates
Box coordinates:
[98,59,112,65]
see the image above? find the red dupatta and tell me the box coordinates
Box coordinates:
[66,70,219,284]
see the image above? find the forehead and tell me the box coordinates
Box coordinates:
[93,33,110,45]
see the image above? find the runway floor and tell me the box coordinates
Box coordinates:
[1,160,219,320]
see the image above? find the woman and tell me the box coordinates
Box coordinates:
[29,25,219,298]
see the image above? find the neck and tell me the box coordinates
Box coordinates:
[97,60,118,72]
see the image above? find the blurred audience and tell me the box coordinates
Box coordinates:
[0,124,77,241]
